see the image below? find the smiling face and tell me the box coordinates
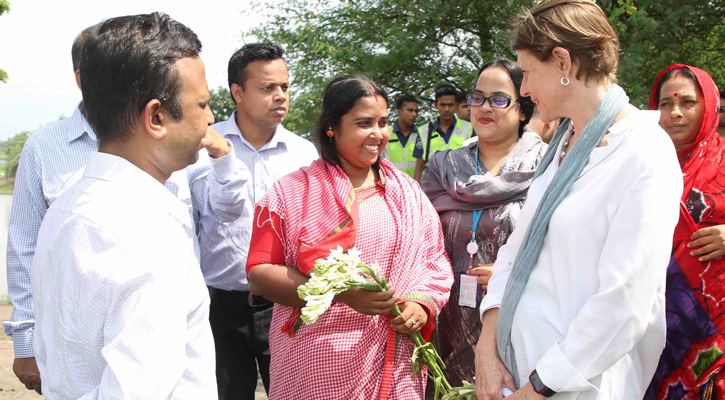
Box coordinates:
[334,95,390,177]
[516,49,566,124]
[232,58,289,130]
[658,74,705,150]
[471,67,526,145]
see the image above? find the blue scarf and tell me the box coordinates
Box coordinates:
[496,84,629,387]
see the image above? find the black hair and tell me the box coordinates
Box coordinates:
[80,12,202,144]
[227,43,285,98]
[456,90,468,105]
[654,67,701,105]
[395,94,418,110]
[317,75,389,166]
[476,58,535,137]
[434,84,457,102]
[71,25,96,72]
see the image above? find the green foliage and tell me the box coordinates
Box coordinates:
[0,0,10,84]
[251,0,724,134]
[601,0,724,107]
[1,130,30,184]
[209,86,236,123]
[251,0,535,135]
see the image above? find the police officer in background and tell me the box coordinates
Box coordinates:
[414,84,474,180]
[382,95,424,178]
[456,90,472,122]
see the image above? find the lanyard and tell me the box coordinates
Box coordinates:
[468,146,484,262]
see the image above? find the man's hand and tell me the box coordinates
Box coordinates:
[13,357,42,394]
[201,127,231,159]
[689,225,725,262]
[391,301,428,334]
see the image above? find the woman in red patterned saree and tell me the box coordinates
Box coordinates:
[246,75,453,400]
[646,64,725,399]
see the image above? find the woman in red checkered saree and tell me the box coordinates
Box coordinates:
[246,75,454,400]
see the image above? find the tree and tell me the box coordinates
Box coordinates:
[209,86,236,123]
[0,0,10,83]
[2,130,29,180]
[251,0,723,134]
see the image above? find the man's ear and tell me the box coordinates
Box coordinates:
[74,70,82,91]
[551,47,572,76]
[231,83,244,104]
[142,99,167,140]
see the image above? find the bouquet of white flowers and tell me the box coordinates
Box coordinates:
[297,246,478,400]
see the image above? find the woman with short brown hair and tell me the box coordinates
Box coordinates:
[474,0,683,399]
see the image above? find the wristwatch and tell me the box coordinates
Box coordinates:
[529,369,556,397]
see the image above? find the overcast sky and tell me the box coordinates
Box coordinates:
[0,0,261,140]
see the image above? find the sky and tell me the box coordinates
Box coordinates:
[0,0,262,140]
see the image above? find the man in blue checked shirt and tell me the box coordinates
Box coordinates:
[186,43,318,400]
[4,21,247,394]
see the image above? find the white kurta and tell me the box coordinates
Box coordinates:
[480,110,683,399]
[32,152,216,399]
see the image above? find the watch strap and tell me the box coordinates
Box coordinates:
[529,369,556,397]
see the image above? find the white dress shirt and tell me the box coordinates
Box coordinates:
[32,152,216,399]
[480,111,683,399]
[4,105,244,358]
[187,112,318,291]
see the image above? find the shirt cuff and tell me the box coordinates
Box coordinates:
[536,342,600,394]
[10,326,35,358]
[478,296,501,322]
[208,141,235,184]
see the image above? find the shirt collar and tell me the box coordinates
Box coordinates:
[220,111,291,152]
[432,117,457,133]
[66,103,99,143]
[393,123,419,134]
[83,152,190,226]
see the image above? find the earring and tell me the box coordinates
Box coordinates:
[560,76,570,86]
[326,126,334,142]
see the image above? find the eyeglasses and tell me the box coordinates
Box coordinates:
[467,93,518,109]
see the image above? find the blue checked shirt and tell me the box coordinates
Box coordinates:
[3,105,245,358]
[188,112,318,292]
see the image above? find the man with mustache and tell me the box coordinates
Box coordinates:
[186,42,318,400]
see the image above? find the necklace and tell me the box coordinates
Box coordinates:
[560,127,575,160]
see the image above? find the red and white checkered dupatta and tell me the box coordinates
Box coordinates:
[254,158,452,399]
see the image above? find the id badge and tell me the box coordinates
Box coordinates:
[458,272,478,308]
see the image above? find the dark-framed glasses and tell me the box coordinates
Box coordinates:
[467,93,518,109]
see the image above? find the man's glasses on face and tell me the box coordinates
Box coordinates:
[467,93,519,109]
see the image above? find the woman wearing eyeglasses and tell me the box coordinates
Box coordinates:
[419,58,546,393]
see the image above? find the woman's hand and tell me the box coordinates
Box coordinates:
[468,263,494,291]
[475,341,516,400]
[336,288,398,315]
[509,383,546,400]
[688,225,725,262]
[476,309,516,400]
[391,302,428,334]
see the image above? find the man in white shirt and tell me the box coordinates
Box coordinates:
[31,13,218,398]
[186,43,318,399]
[5,21,243,394]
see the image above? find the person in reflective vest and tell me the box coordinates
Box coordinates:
[383,95,424,178]
[456,90,472,122]
[415,84,474,179]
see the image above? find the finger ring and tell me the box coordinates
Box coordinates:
[409,319,417,325]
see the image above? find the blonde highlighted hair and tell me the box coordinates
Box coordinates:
[511,0,619,83]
